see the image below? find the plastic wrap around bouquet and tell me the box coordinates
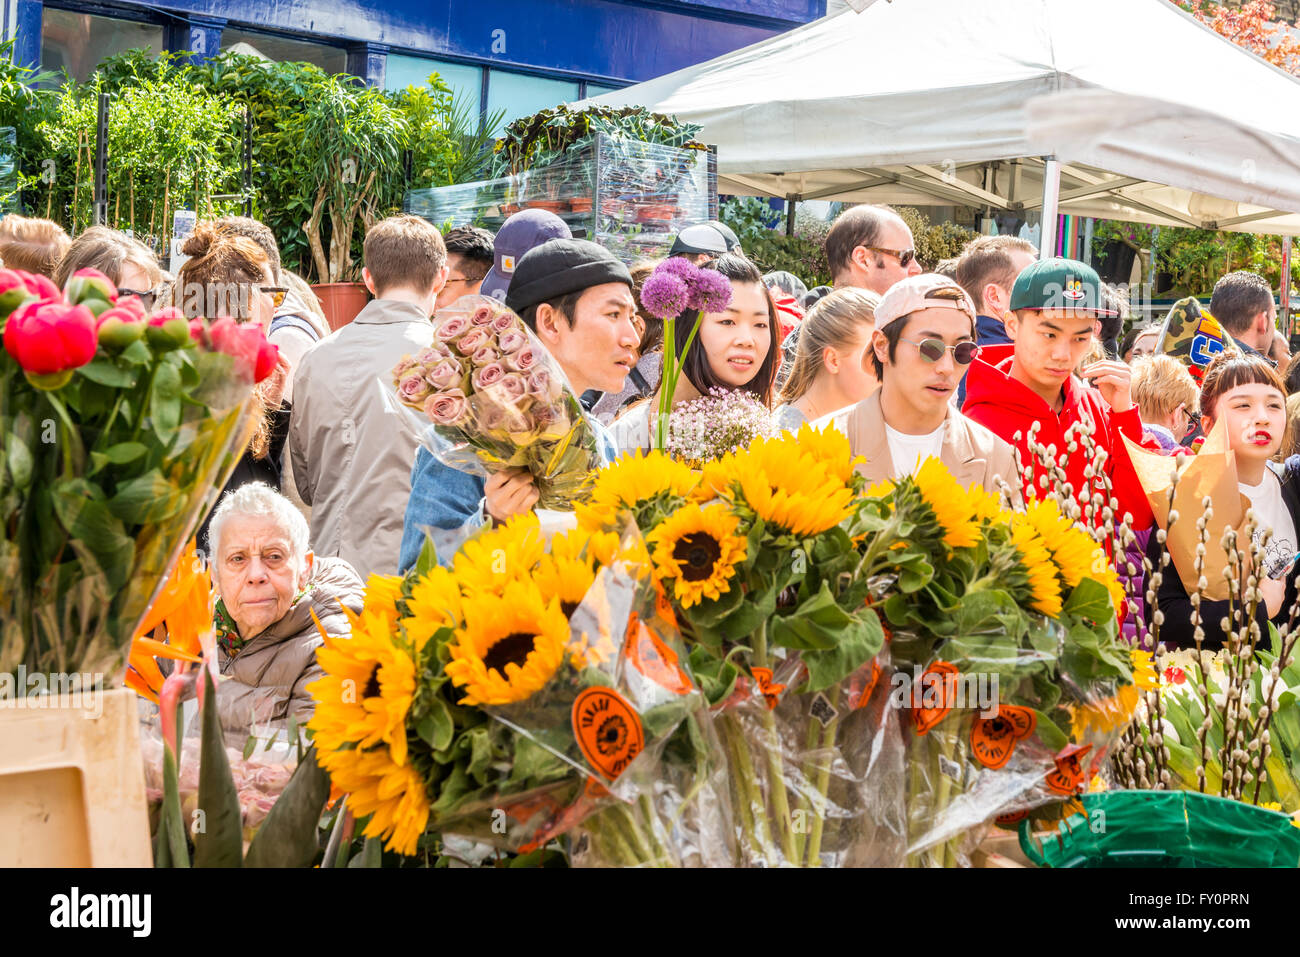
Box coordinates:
[0,267,273,684]
[388,294,601,510]
[307,515,708,860]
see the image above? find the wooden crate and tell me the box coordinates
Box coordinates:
[0,688,152,866]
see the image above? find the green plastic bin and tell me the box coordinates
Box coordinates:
[1019,790,1300,868]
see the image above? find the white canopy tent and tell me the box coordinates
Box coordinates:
[581,0,1300,254]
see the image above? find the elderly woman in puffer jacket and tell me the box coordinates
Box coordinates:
[206,482,364,737]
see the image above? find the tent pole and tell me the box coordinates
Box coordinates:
[1039,156,1061,259]
[1282,235,1293,342]
[785,195,797,236]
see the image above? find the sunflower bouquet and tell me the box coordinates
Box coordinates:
[307,514,704,860]
[388,294,601,509]
[574,426,903,866]
[854,462,1137,866]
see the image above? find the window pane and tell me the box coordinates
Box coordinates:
[220,28,347,75]
[486,71,580,135]
[587,84,621,98]
[40,9,164,82]
[386,54,482,113]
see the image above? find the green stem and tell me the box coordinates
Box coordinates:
[793,715,821,864]
[721,712,775,866]
[130,362,160,443]
[804,684,842,867]
[751,620,798,864]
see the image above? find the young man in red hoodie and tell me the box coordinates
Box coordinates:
[961,258,1155,535]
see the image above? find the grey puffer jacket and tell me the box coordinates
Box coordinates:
[216,556,365,736]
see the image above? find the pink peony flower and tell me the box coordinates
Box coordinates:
[497,329,528,354]
[435,315,470,343]
[398,373,434,404]
[424,388,468,425]
[472,362,505,389]
[425,359,463,390]
[506,345,539,373]
[3,300,97,384]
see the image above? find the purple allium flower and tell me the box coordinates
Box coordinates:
[640,272,690,320]
[689,269,733,313]
[656,256,699,280]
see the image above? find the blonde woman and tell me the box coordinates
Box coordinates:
[772,287,881,431]
[1130,354,1199,453]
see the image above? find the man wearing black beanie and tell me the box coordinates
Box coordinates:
[399,239,638,570]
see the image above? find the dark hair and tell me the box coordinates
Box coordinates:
[672,253,779,406]
[1098,283,1129,352]
[443,225,495,279]
[1120,324,1156,362]
[824,205,897,281]
[1284,351,1300,396]
[213,216,281,277]
[1209,271,1273,336]
[518,289,584,333]
[1200,350,1286,424]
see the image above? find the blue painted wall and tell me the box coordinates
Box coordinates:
[20,0,823,83]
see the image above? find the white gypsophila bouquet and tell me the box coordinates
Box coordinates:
[665,387,777,466]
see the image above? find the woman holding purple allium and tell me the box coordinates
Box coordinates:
[611,253,780,455]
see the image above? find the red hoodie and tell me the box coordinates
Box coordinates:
[961,356,1155,533]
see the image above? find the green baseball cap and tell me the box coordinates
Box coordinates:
[1009,257,1116,316]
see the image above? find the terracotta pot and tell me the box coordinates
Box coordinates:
[501,204,522,217]
[569,198,593,213]
[636,204,678,222]
[524,200,568,213]
[311,282,370,332]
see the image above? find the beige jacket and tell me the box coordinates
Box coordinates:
[822,390,1022,502]
[289,299,435,579]
[216,556,365,736]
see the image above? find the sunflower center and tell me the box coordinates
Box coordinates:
[363,665,381,700]
[561,600,580,619]
[674,533,721,582]
[483,633,538,676]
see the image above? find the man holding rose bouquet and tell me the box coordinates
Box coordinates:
[398,239,639,571]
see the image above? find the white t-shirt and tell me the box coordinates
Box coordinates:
[885,422,946,478]
[1240,470,1297,579]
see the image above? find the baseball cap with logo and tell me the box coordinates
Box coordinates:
[874,273,977,331]
[1009,257,1116,316]
[479,209,572,302]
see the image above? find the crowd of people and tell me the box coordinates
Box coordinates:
[3,199,1298,738]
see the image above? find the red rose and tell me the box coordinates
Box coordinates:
[3,300,98,388]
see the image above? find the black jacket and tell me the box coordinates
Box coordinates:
[1146,456,1300,652]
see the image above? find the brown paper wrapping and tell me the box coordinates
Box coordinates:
[1120,417,1252,601]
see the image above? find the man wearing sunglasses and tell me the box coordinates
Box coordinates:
[820,274,1020,495]
[962,257,1155,534]
[824,205,924,296]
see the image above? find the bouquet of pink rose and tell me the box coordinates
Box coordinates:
[390,294,602,509]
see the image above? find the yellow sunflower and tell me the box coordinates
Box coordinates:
[577,450,699,530]
[718,435,857,536]
[1071,683,1141,740]
[549,526,622,567]
[913,457,983,549]
[1008,520,1063,617]
[307,605,415,764]
[452,512,545,594]
[646,503,747,608]
[863,479,896,501]
[1130,646,1158,692]
[361,574,405,629]
[322,746,430,856]
[444,580,569,706]
[1025,499,1127,614]
[400,565,463,652]
[533,551,597,618]
[965,485,1006,526]
[790,422,863,484]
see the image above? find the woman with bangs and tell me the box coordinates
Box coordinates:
[610,253,781,454]
[1147,351,1300,650]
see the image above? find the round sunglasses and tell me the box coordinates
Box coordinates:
[900,336,981,365]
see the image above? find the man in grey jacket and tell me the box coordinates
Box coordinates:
[288,215,448,579]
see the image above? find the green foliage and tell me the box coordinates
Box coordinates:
[490,104,705,177]
[718,195,781,247]
[387,75,500,190]
[0,39,61,213]
[896,206,978,269]
[744,232,831,287]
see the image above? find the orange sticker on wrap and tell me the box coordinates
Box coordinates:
[911,660,960,735]
[572,686,645,781]
[624,613,692,695]
[970,705,1037,770]
[1046,743,1092,795]
[751,667,786,710]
